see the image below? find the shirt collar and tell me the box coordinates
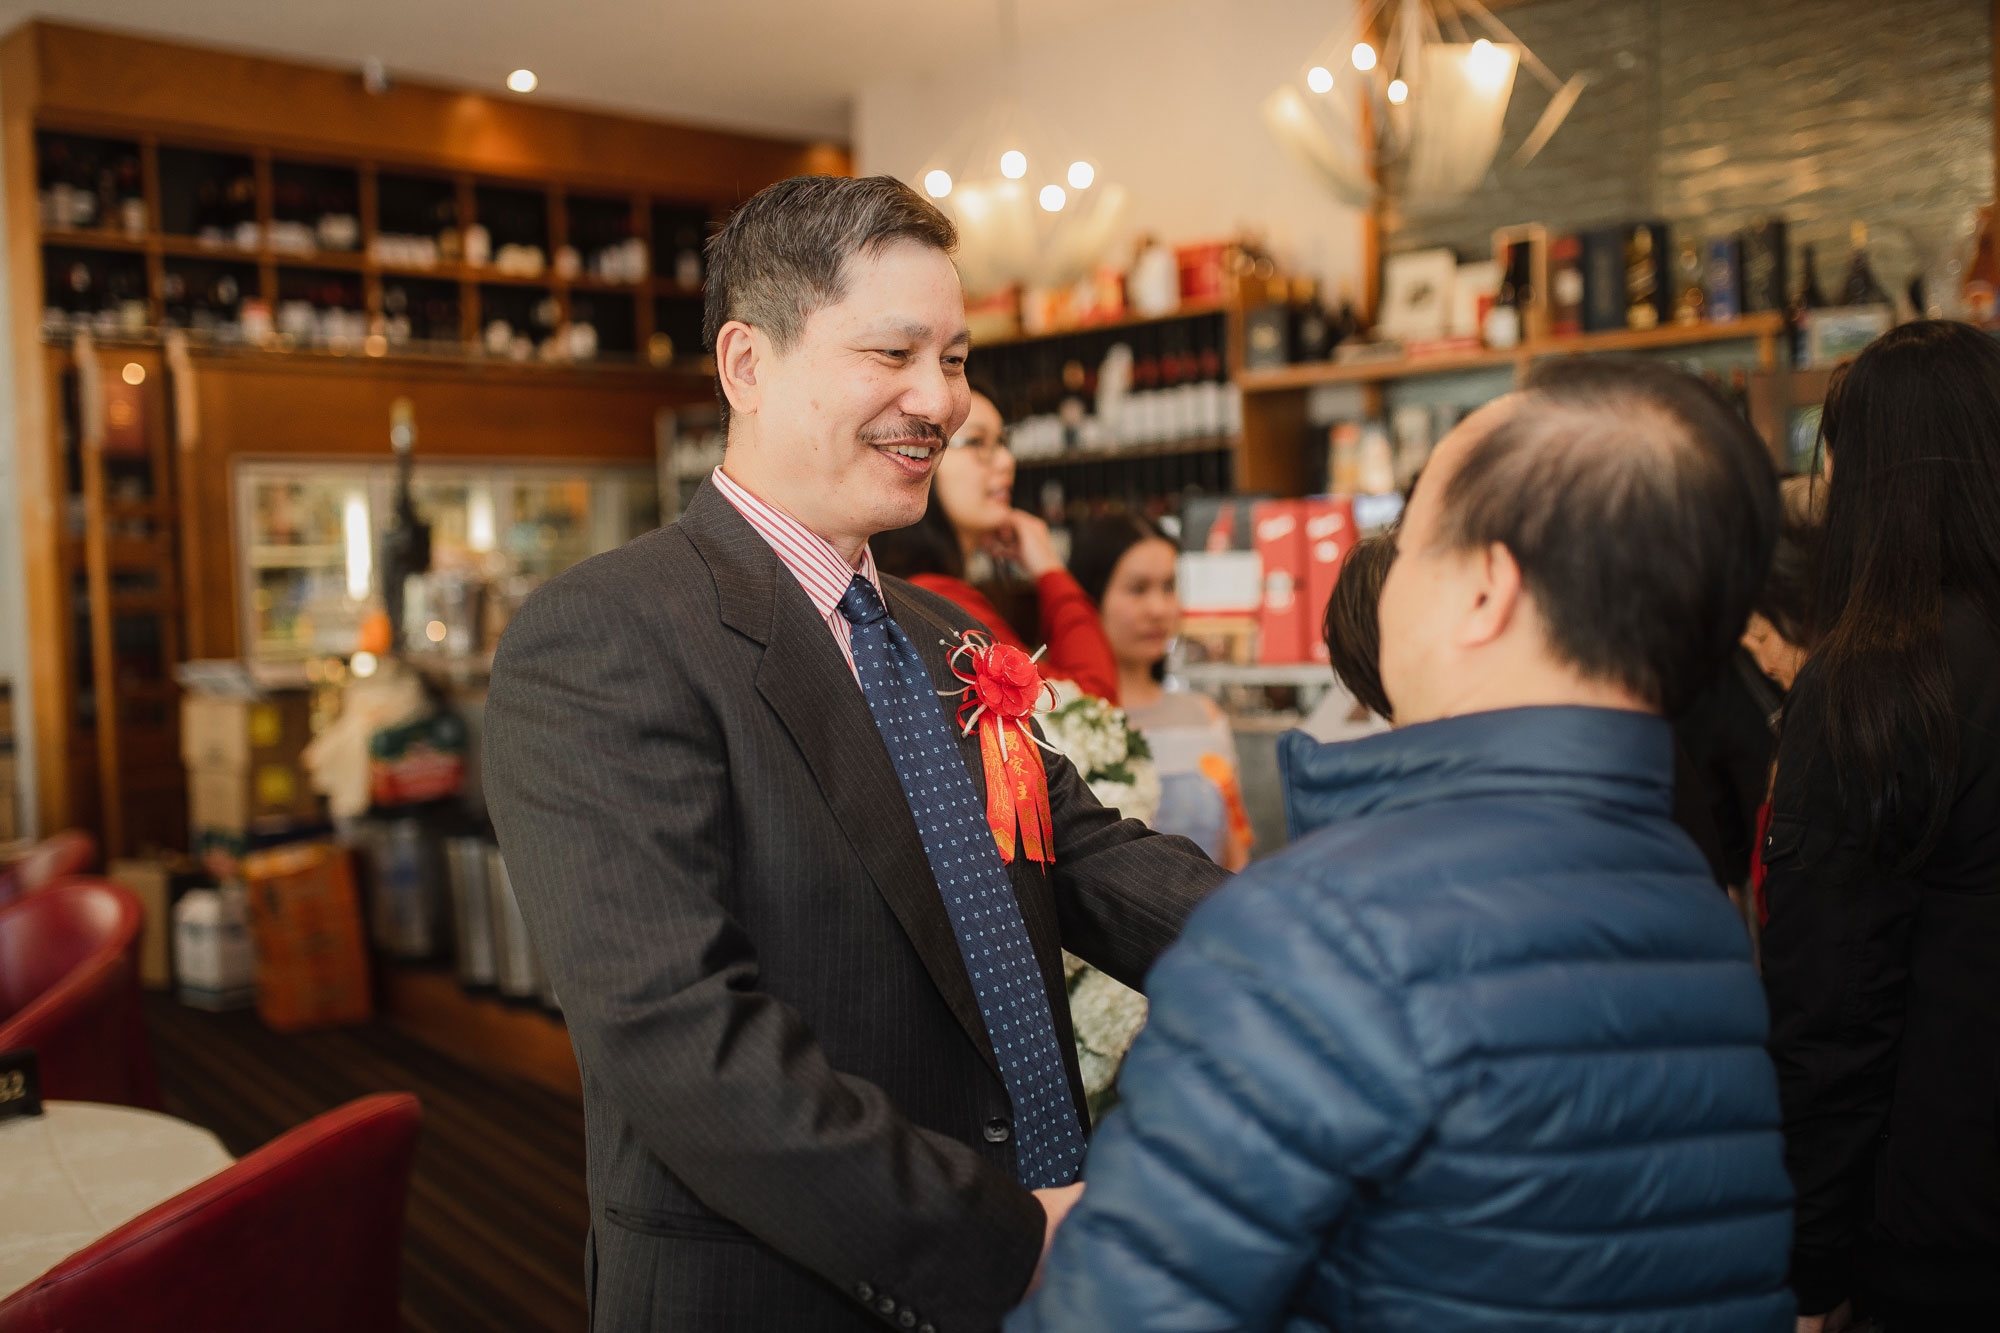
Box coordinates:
[709,465,879,620]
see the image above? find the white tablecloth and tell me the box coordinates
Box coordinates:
[0,1100,235,1298]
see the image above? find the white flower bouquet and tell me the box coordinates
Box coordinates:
[1039,681,1161,825]
[1039,680,1159,1120]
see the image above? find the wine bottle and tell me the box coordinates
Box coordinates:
[1840,222,1891,308]
[1625,226,1660,331]
[1797,244,1828,310]
[1291,279,1333,363]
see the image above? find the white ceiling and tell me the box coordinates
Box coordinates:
[0,0,1163,142]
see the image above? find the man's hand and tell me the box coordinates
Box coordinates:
[1797,1299,1852,1333]
[1027,1183,1085,1293]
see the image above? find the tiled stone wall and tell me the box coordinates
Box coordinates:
[1381,0,1993,306]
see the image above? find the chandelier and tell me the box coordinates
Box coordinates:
[1264,0,1587,207]
[913,1,1127,294]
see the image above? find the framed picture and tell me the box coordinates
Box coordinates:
[1801,307,1892,368]
[1378,248,1457,342]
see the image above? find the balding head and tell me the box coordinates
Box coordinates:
[1379,357,1779,723]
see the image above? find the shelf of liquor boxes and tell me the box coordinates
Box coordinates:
[41,325,716,384]
[1235,311,1787,393]
[1011,435,1238,470]
[974,298,1235,348]
[41,229,711,299]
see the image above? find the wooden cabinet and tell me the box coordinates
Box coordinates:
[2,21,849,849]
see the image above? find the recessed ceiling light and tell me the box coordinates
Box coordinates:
[507,69,538,93]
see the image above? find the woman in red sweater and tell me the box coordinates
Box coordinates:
[872,389,1120,702]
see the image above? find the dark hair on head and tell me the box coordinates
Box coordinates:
[1777,319,2000,870]
[1069,513,1168,607]
[704,175,957,431]
[1430,355,1779,717]
[1322,532,1397,721]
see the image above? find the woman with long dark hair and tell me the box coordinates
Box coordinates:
[1069,513,1251,870]
[872,388,1119,700]
[1763,320,2000,1332]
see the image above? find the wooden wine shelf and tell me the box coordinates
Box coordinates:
[977,298,1233,348]
[1237,310,1786,392]
[1012,436,1237,469]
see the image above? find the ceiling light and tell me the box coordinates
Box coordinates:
[1000,150,1027,179]
[1351,42,1377,72]
[1039,184,1066,212]
[1306,65,1334,94]
[506,69,537,93]
[1467,38,1510,92]
[121,362,145,385]
[1387,79,1409,104]
[1066,161,1094,189]
[923,169,953,198]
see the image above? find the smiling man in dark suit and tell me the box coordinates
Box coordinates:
[482,174,1226,1333]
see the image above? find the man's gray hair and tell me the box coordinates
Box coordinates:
[703,175,957,431]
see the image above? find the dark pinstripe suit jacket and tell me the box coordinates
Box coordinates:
[483,480,1226,1333]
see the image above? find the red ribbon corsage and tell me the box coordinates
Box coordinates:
[942,632,1059,866]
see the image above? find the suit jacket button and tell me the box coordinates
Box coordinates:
[854,1283,874,1303]
[876,1296,898,1316]
[919,1325,936,1333]
[898,1312,918,1329]
[983,1117,1012,1143]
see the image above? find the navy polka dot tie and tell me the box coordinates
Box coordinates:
[837,575,1084,1188]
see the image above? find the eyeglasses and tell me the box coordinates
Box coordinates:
[947,427,1011,459]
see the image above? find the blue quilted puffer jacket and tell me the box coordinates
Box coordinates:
[1011,706,1795,1332]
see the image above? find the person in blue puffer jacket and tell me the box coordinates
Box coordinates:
[1011,357,1796,1332]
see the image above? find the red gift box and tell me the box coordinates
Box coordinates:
[1303,497,1358,665]
[1253,500,1310,664]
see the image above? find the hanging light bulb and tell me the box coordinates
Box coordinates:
[924,169,953,198]
[1387,78,1409,104]
[1306,65,1334,94]
[1351,42,1377,72]
[1467,38,1510,92]
[1039,184,1066,212]
[999,150,1027,179]
[1066,160,1094,189]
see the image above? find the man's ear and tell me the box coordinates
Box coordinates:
[715,320,764,419]
[1457,541,1524,649]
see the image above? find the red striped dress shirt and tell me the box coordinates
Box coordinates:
[710,466,881,678]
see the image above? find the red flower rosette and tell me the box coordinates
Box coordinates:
[944,632,1058,867]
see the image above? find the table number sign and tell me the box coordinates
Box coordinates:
[0,1049,42,1121]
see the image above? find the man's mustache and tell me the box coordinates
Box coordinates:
[858,420,946,445]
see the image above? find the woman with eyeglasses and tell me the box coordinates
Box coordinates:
[874,388,1120,701]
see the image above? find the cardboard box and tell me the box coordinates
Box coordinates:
[242,841,371,1032]
[181,691,314,773]
[186,760,321,835]
[1253,500,1310,665]
[1302,498,1359,666]
[109,858,176,989]
[183,690,322,850]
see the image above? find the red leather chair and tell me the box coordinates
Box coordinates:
[0,878,158,1109]
[0,830,97,906]
[0,1093,423,1333]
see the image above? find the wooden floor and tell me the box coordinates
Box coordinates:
[144,994,590,1332]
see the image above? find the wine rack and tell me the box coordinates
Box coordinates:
[32,127,722,370]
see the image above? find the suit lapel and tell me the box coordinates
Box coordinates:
[680,484,1000,1078]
